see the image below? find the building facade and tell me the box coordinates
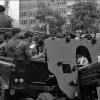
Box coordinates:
[19,0,76,30]
[76,0,97,3]
[19,0,98,31]
[19,0,37,31]
[45,0,75,24]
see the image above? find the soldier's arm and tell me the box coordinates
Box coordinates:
[31,47,46,60]
[25,43,33,60]
[31,52,44,60]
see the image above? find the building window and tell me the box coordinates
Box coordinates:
[37,0,42,1]
[23,4,28,9]
[29,12,35,17]
[20,0,27,1]
[21,20,27,25]
[62,8,66,14]
[20,5,24,9]
[29,3,36,9]
[68,0,74,1]
[29,3,35,9]
[21,12,27,17]
[59,7,66,14]
[30,19,35,25]
[60,0,66,5]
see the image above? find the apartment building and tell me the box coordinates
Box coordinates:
[20,0,96,30]
[76,0,97,3]
[19,0,37,30]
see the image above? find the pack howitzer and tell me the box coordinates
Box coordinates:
[0,35,100,100]
[45,36,100,100]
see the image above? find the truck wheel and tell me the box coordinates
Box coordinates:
[19,98,33,100]
[36,92,54,100]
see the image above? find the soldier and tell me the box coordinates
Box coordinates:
[15,30,47,61]
[15,30,33,60]
[0,5,13,43]
[0,32,11,56]
[6,28,21,58]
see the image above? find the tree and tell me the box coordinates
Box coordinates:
[70,2,100,35]
[35,2,65,35]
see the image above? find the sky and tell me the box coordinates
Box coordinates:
[0,1,19,20]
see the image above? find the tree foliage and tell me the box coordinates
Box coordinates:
[70,2,100,34]
[35,3,65,34]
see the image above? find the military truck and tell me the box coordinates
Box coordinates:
[0,34,100,100]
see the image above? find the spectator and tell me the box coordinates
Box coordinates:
[31,39,47,61]
[77,54,89,66]
[30,36,38,56]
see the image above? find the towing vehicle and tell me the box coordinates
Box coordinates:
[0,34,100,100]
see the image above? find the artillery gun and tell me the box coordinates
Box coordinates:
[45,35,100,100]
[0,34,100,100]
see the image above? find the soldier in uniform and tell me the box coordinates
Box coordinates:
[15,30,33,60]
[0,32,11,56]
[0,5,13,43]
[6,28,21,58]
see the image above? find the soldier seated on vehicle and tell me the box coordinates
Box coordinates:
[6,28,21,58]
[0,5,13,44]
[15,30,34,60]
[15,31,47,61]
[0,32,11,56]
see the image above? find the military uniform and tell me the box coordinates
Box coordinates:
[0,5,13,43]
[0,41,7,56]
[15,40,32,60]
[0,13,13,29]
[6,38,19,58]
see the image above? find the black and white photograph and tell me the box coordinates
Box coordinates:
[0,0,100,100]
